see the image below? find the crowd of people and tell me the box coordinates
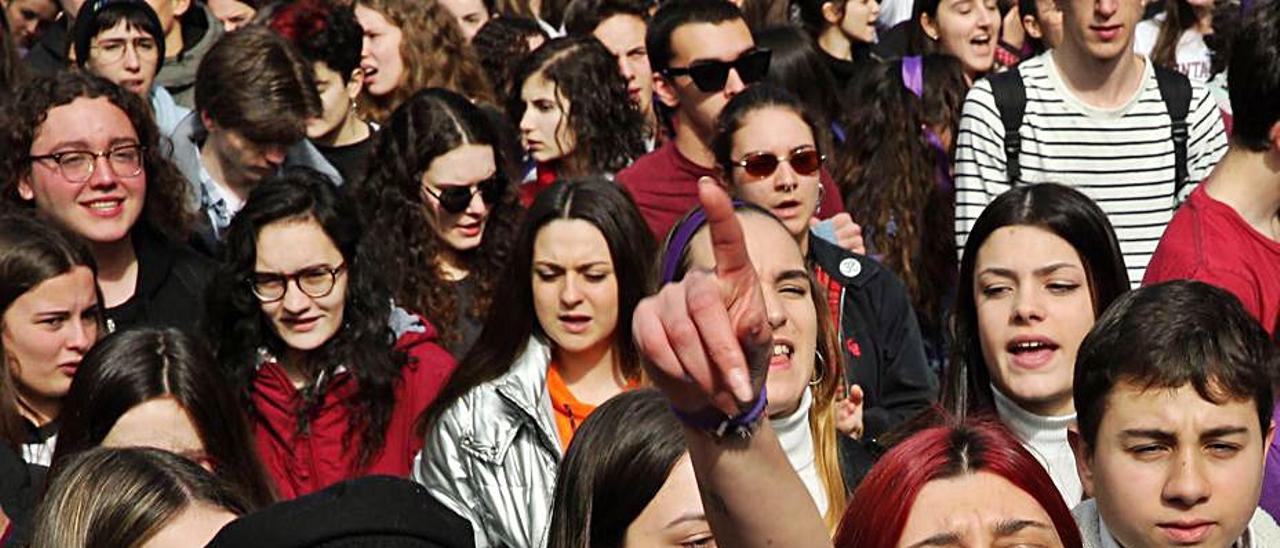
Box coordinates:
[0,0,1276,542]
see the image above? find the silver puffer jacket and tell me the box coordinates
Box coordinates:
[414,337,561,548]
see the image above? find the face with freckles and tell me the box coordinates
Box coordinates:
[896,471,1066,547]
[254,217,349,353]
[3,267,100,421]
[973,225,1095,417]
[921,0,999,78]
[19,97,146,246]
[687,213,817,417]
[727,106,821,242]
[421,144,498,253]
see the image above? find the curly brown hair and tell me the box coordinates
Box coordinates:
[0,70,193,242]
[353,88,522,352]
[355,0,496,123]
[834,55,968,332]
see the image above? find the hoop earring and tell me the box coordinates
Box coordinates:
[809,352,826,387]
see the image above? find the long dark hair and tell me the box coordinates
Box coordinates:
[51,328,276,509]
[546,389,687,548]
[942,183,1130,415]
[1152,0,1208,71]
[206,167,406,468]
[836,55,968,332]
[711,84,828,183]
[354,88,523,352]
[0,212,102,450]
[507,37,647,176]
[420,176,655,434]
[753,25,842,146]
[0,71,193,242]
[0,9,25,92]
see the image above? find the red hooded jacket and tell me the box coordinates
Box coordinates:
[251,318,456,499]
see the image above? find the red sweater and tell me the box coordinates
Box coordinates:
[617,141,844,240]
[251,319,457,499]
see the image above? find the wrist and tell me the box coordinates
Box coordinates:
[671,385,768,439]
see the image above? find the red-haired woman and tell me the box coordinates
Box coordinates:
[835,416,1083,547]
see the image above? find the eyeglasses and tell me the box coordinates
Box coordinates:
[250,262,347,303]
[28,144,146,183]
[663,48,771,93]
[421,176,505,214]
[733,146,824,178]
[90,36,159,64]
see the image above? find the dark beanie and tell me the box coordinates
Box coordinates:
[205,476,476,548]
[72,0,166,71]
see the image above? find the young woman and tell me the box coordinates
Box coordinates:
[837,416,1083,547]
[1134,0,1215,82]
[835,55,969,374]
[546,388,712,548]
[660,199,851,528]
[206,168,457,500]
[943,182,1130,506]
[0,213,102,469]
[710,84,936,486]
[795,0,880,88]
[509,36,646,204]
[50,327,276,510]
[416,177,655,548]
[0,70,210,334]
[270,0,376,185]
[31,447,248,547]
[207,0,258,31]
[71,0,189,136]
[905,0,999,80]
[354,88,523,358]
[440,0,492,42]
[354,0,495,122]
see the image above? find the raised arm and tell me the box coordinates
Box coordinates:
[632,179,834,548]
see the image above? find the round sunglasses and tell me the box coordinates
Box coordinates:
[732,146,824,178]
[422,175,505,214]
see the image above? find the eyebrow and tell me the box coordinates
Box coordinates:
[1121,426,1252,443]
[994,519,1051,537]
[908,532,962,547]
[663,511,708,529]
[775,269,810,284]
[533,261,611,270]
[977,262,1081,279]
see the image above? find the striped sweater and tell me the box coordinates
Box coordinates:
[954,52,1228,285]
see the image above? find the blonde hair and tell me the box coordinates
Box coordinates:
[356,0,495,122]
[809,280,850,531]
[31,447,248,548]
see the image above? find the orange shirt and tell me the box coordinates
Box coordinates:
[546,362,639,451]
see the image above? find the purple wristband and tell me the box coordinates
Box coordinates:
[672,385,769,438]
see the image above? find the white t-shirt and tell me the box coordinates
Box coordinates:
[1133,15,1213,82]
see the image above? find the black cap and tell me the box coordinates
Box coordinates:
[205,476,476,548]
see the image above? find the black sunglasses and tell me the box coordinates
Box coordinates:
[663,48,772,93]
[422,176,505,214]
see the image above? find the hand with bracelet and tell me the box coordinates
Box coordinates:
[632,178,833,548]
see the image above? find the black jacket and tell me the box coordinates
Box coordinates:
[104,226,214,334]
[809,237,937,486]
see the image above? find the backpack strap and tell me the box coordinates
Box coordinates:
[988,67,1026,185]
[1154,65,1193,195]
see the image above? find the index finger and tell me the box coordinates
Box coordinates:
[696,177,752,280]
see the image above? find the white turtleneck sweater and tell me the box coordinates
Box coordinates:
[771,387,829,517]
[991,386,1083,506]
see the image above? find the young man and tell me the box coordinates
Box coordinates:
[953,0,1228,284]
[145,0,223,107]
[1143,0,1279,337]
[563,0,659,148]
[615,0,843,240]
[1071,280,1280,547]
[167,25,340,252]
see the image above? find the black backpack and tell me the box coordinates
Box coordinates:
[987,65,1193,194]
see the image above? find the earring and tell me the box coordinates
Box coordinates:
[809,352,826,387]
[816,181,825,211]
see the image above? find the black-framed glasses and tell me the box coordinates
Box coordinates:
[662,48,771,93]
[28,144,146,184]
[250,262,347,303]
[421,175,505,214]
[733,146,824,178]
